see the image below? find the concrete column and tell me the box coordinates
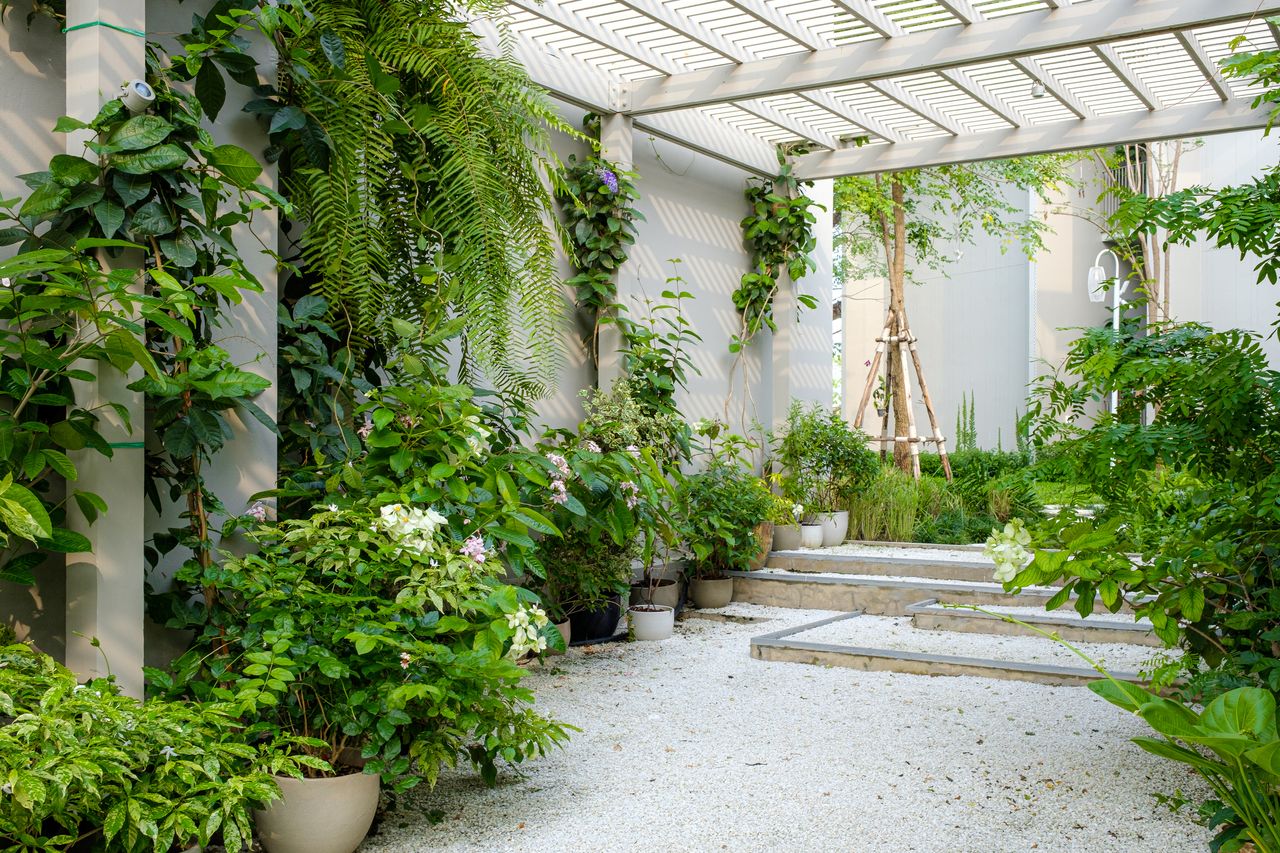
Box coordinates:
[597,112,633,391]
[63,0,147,697]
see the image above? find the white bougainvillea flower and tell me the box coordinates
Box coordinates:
[984,518,1033,584]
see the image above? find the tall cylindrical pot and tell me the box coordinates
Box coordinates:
[772,524,802,551]
[255,772,380,853]
[818,510,849,547]
[629,578,681,609]
[568,596,622,643]
[799,524,824,549]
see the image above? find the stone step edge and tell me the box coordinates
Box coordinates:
[750,612,1146,685]
[907,598,1159,647]
[730,569,1057,598]
[768,549,992,570]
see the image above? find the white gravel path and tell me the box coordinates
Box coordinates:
[811,542,994,563]
[363,603,1210,853]
[794,614,1157,672]
[972,604,1149,626]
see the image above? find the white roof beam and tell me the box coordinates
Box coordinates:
[868,79,962,135]
[1175,30,1231,101]
[734,100,843,149]
[830,0,906,38]
[795,97,1274,178]
[1091,43,1159,110]
[473,24,779,176]
[939,68,1027,126]
[612,0,747,63]
[797,90,905,143]
[1009,56,1094,119]
[722,0,828,51]
[622,0,1280,114]
[934,0,981,25]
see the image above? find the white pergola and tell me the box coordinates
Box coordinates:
[481,0,1280,178]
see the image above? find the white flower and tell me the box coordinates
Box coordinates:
[505,605,551,659]
[160,745,177,760]
[791,502,805,521]
[583,440,601,453]
[326,503,338,512]
[399,651,412,670]
[0,782,11,796]
[1,278,10,288]
[984,519,1033,584]
[376,503,449,556]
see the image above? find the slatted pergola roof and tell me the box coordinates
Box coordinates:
[476,0,1280,177]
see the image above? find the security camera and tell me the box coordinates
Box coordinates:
[120,79,155,114]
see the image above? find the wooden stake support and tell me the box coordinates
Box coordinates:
[853,306,953,481]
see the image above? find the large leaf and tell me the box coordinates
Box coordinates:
[209,144,263,189]
[0,483,53,541]
[107,115,175,152]
[0,552,45,585]
[1088,678,1157,713]
[130,200,177,237]
[1202,688,1278,742]
[195,60,227,121]
[109,144,189,176]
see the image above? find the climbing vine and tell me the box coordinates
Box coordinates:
[557,150,643,369]
[730,164,820,352]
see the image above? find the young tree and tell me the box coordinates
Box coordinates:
[834,157,1078,473]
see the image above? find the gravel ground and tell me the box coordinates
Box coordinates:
[794,614,1157,672]
[810,543,994,563]
[364,604,1210,853]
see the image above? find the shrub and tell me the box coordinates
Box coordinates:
[680,464,773,579]
[156,502,571,793]
[775,402,877,512]
[1,645,303,852]
[849,467,920,541]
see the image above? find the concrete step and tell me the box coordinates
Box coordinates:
[767,550,994,583]
[750,612,1151,688]
[907,599,1161,647]
[730,569,1054,617]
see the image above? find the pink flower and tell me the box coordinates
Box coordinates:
[546,452,571,478]
[399,651,412,670]
[864,359,871,367]
[619,480,640,509]
[356,421,373,439]
[460,534,487,563]
[549,478,569,505]
[246,501,268,522]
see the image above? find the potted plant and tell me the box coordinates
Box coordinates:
[772,498,805,550]
[679,461,774,608]
[750,491,796,568]
[161,502,571,853]
[776,402,879,547]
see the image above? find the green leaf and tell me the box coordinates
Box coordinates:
[209,144,263,189]
[49,154,100,187]
[195,60,227,121]
[112,172,151,206]
[0,552,45,585]
[107,115,175,152]
[109,144,189,176]
[269,106,307,134]
[53,115,90,133]
[92,199,126,238]
[19,181,70,219]
[130,200,177,236]
[320,30,346,70]
[43,527,92,554]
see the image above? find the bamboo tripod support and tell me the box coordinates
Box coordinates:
[853,308,953,481]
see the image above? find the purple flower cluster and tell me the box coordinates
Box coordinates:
[620,480,640,509]
[547,452,572,505]
[595,167,619,195]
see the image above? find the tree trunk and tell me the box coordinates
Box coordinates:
[888,177,912,473]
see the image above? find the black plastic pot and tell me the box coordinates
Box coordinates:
[568,596,622,644]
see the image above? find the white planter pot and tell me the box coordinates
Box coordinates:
[255,772,380,853]
[772,524,802,550]
[799,524,824,549]
[629,605,675,641]
[816,511,849,547]
[690,577,734,609]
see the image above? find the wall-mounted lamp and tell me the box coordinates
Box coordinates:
[1030,80,1047,99]
[1087,248,1123,413]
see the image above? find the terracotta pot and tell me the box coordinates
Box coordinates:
[628,604,675,641]
[629,577,681,609]
[748,522,774,570]
[690,577,734,609]
[772,523,802,551]
[255,771,380,853]
[549,620,570,655]
[816,510,849,547]
[799,524,824,549]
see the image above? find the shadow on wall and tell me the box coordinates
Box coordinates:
[0,18,65,208]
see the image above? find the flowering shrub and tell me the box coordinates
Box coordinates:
[0,645,308,852]
[154,501,570,793]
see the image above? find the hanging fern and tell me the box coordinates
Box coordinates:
[253,0,574,397]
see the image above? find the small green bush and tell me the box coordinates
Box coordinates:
[680,464,773,578]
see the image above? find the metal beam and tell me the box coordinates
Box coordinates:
[1091,43,1159,110]
[622,0,1280,114]
[1175,30,1231,101]
[1010,56,1095,119]
[794,97,1274,178]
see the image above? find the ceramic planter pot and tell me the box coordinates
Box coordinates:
[816,510,849,547]
[799,524,824,549]
[690,577,734,609]
[748,522,774,570]
[772,523,802,551]
[255,771,380,853]
[568,596,622,643]
[628,604,675,641]
[629,577,681,609]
